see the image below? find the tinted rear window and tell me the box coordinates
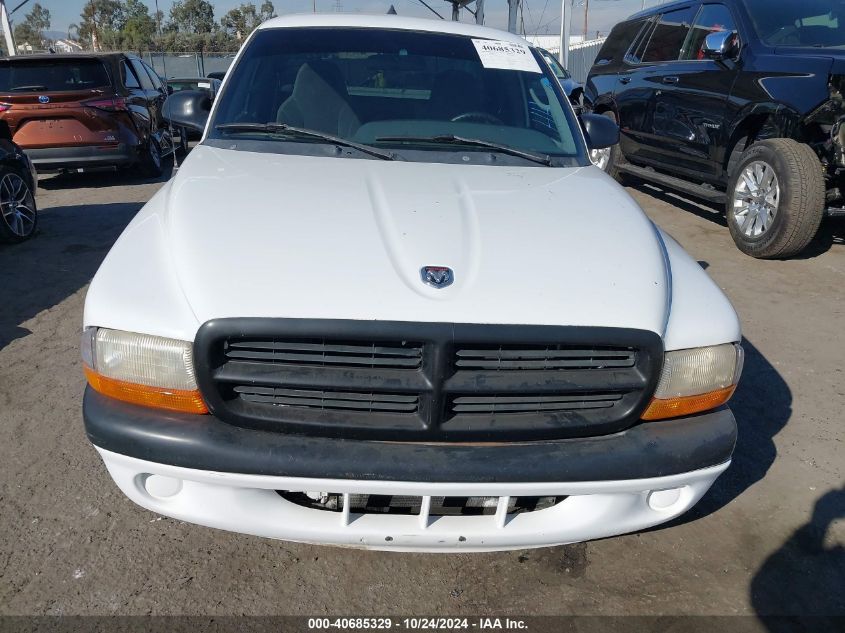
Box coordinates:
[0,59,111,93]
[642,7,695,62]
[597,19,647,64]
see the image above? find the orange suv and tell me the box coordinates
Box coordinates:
[0,53,176,176]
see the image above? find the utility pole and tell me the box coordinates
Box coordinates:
[559,0,572,68]
[0,0,15,56]
[507,0,519,33]
[583,0,588,40]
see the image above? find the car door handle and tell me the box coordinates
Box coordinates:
[619,76,632,84]
[662,76,680,84]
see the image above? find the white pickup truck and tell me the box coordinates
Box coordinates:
[81,14,743,552]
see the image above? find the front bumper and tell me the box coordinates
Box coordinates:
[84,388,736,551]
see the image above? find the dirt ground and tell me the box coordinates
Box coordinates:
[0,158,843,623]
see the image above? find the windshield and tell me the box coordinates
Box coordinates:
[208,27,585,166]
[745,0,845,47]
[540,50,571,80]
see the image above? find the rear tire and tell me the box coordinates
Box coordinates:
[0,168,37,243]
[140,137,163,178]
[726,139,824,258]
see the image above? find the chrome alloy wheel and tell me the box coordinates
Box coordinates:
[732,160,780,238]
[590,146,611,170]
[0,172,36,238]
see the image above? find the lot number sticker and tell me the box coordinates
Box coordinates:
[472,39,542,73]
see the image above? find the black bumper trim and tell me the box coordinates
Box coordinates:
[25,145,136,170]
[83,387,737,483]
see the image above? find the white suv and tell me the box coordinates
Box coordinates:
[81,14,743,552]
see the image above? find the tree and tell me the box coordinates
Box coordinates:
[13,3,51,49]
[168,0,216,34]
[259,1,277,22]
[78,0,126,51]
[220,2,276,41]
[122,0,157,52]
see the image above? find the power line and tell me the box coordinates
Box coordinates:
[534,0,551,35]
[408,0,445,19]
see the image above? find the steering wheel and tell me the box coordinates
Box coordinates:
[450,111,503,125]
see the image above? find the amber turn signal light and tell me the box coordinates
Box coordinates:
[641,385,737,421]
[84,365,208,414]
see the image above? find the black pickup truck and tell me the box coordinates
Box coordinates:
[586,0,845,258]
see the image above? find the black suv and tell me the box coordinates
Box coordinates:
[586,0,845,258]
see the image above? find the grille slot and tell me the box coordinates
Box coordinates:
[226,339,423,369]
[235,386,419,414]
[278,491,566,516]
[451,393,624,414]
[455,346,636,371]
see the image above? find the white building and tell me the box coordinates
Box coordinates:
[54,39,84,53]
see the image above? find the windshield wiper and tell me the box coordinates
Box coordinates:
[215,122,396,161]
[376,134,553,166]
[10,85,48,91]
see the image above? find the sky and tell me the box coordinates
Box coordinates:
[33,0,660,40]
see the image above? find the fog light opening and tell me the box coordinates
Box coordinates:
[647,487,683,511]
[142,474,183,500]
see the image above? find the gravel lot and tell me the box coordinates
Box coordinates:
[0,157,843,621]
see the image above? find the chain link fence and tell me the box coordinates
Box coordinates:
[139,52,238,78]
[565,39,605,84]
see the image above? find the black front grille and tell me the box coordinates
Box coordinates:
[193,319,663,442]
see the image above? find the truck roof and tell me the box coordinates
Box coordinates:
[256,12,530,46]
[629,0,701,21]
[0,52,130,62]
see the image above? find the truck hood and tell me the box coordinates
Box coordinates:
[163,145,669,333]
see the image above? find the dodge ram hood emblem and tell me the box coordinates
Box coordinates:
[421,266,454,288]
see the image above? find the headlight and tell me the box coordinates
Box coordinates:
[642,343,743,420]
[81,327,207,414]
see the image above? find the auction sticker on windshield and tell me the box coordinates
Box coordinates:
[472,39,541,73]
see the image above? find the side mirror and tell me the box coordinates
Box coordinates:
[560,78,579,101]
[166,84,174,95]
[580,113,619,151]
[702,31,739,61]
[162,90,212,133]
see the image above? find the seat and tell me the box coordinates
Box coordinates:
[427,70,484,121]
[276,61,360,137]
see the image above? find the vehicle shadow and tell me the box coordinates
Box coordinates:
[37,157,175,191]
[628,180,845,258]
[750,486,845,628]
[796,217,845,260]
[664,337,792,526]
[628,180,728,227]
[0,201,142,352]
